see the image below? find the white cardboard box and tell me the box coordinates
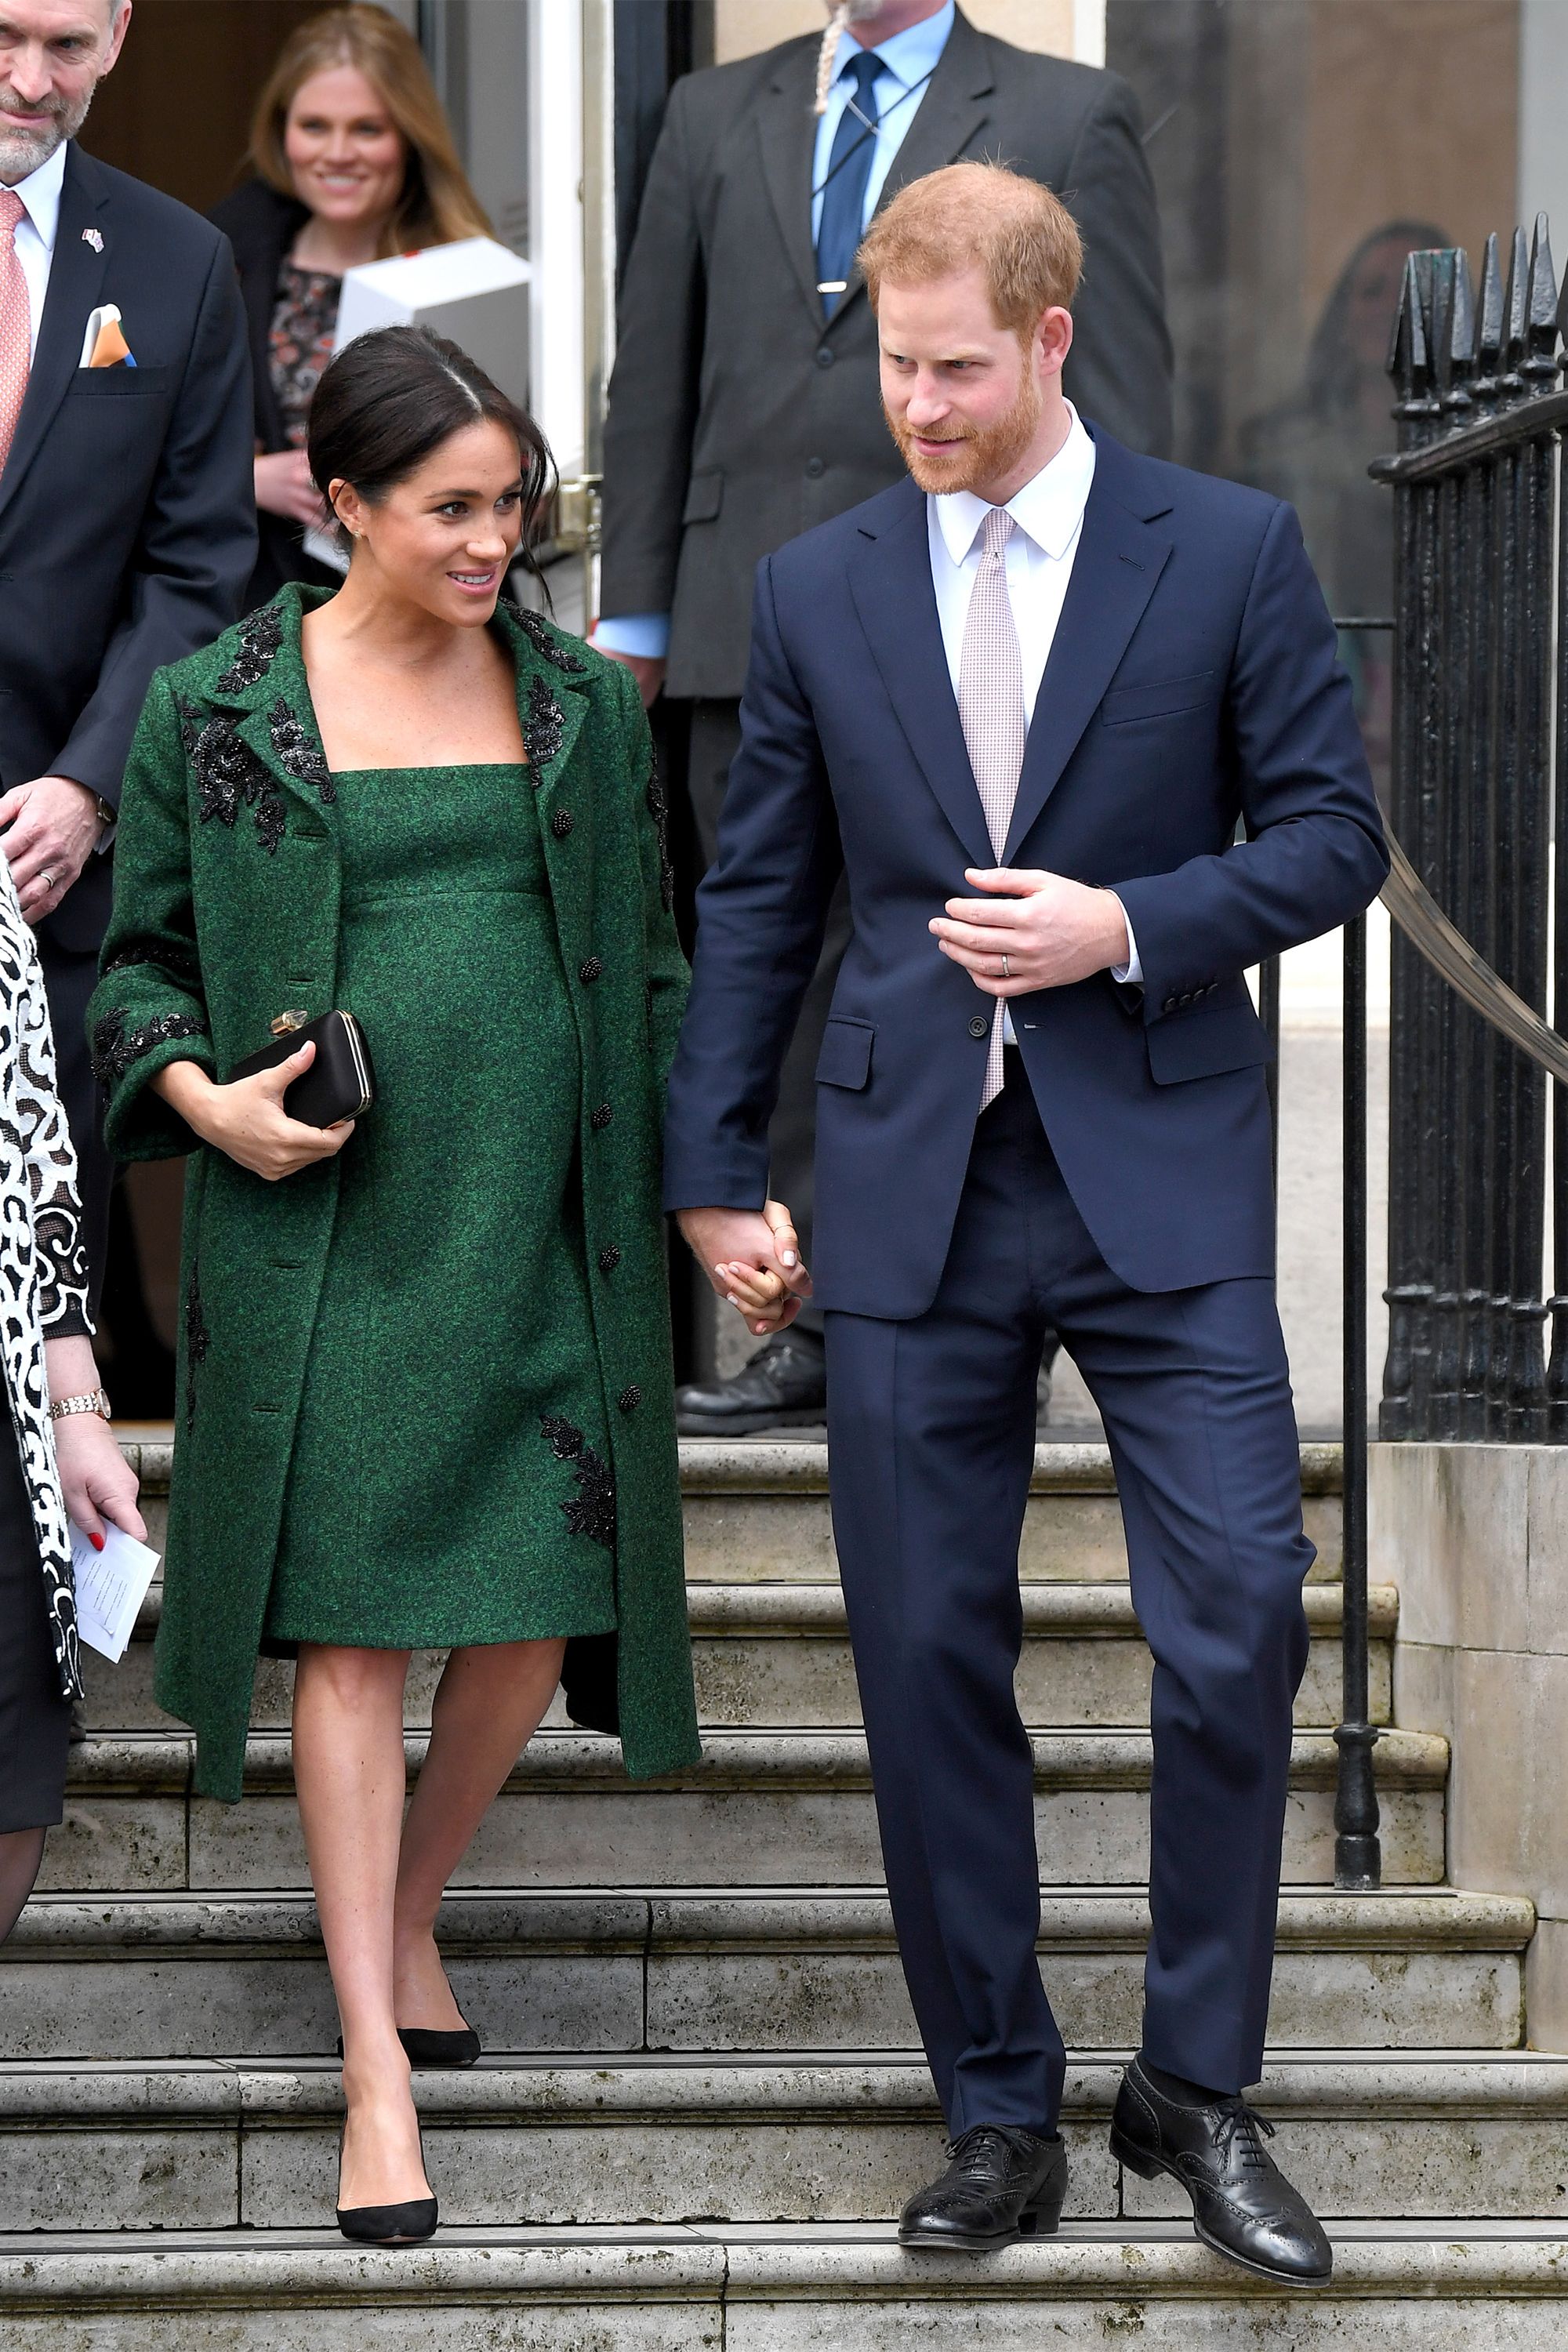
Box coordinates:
[332,235,531,407]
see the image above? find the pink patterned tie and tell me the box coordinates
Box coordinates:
[0,189,30,479]
[956,506,1025,1110]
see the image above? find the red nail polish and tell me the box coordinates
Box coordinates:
[89,1531,105,1552]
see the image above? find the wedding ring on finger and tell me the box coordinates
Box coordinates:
[39,872,54,896]
[1000,952,1011,979]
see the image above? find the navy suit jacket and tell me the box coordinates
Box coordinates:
[662,428,1389,1313]
[0,145,256,954]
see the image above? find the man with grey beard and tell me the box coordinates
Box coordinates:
[0,0,253,1313]
[596,0,1170,1435]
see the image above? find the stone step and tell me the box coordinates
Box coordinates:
[1,2223,1566,2350]
[44,1727,1449,1893]
[116,1436,1346,1585]
[0,1888,1523,2063]
[78,1578,1396,1735]
[0,2053,1564,2234]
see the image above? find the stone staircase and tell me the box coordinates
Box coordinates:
[0,1437,1564,2345]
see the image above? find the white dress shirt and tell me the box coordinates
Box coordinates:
[597,2,956,661]
[2,140,67,363]
[927,403,1141,1029]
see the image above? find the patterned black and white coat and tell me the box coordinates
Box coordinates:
[0,859,94,1703]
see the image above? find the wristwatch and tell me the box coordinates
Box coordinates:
[49,1388,113,1425]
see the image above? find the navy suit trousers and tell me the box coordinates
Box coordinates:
[824,1058,1313,2132]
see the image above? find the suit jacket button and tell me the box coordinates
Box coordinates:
[591,1103,613,1131]
[579,956,604,982]
[967,1014,989,1039]
[1162,996,1177,1014]
[816,345,834,368]
[552,809,575,838]
[618,1385,643,1413]
[598,1246,621,1273]
[805,457,825,478]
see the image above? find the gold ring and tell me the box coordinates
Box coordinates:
[1000,953,1011,978]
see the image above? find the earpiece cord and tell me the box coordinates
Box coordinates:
[808,66,938,209]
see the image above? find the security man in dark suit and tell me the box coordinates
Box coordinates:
[596,0,1171,1433]
[0,0,254,1306]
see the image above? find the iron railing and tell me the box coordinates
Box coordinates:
[1326,214,1568,1888]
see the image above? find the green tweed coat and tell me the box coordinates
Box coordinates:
[89,586,699,1802]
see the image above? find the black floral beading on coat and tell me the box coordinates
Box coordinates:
[515,608,588,673]
[184,1265,211,1435]
[177,699,288,853]
[644,769,675,913]
[90,1007,207,1089]
[213,604,284,694]
[268,698,335,802]
[524,677,566,780]
[540,1415,617,1548]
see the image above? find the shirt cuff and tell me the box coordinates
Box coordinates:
[593,613,672,660]
[1107,893,1142,987]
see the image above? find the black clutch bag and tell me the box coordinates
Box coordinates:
[229,1011,376,1127]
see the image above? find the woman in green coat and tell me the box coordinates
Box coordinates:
[89,327,699,2243]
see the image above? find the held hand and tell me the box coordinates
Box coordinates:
[678,1200,813,1337]
[589,631,666,710]
[180,1042,356,1181]
[254,448,326,527]
[929,867,1131,995]
[53,1413,147,1549]
[0,777,103,923]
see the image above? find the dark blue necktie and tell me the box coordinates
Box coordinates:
[815,50,883,316]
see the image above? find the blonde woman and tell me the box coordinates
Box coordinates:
[210,2,492,604]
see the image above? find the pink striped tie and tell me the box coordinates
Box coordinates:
[956,506,1025,1110]
[0,190,30,478]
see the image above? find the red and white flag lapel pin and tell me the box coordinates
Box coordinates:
[82,227,103,253]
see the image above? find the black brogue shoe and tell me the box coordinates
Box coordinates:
[898,2125,1068,2252]
[674,1331,826,1436]
[1109,2060,1332,2285]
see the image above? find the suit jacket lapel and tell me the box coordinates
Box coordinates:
[848,482,993,870]
[0,144,107,530]
[757,43,827,327]
[1004,450,1173,859]
[827,9,996,333]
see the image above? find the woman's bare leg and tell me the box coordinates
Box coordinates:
[392,1638,566,2031]
[292,1642,431,2209]
[0,1826,45,1943]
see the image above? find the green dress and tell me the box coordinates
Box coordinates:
[263,761,617,1650]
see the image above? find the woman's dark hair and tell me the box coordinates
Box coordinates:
[307,325,554,581]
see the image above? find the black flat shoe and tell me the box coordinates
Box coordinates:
[898,2124,1067,2251]
[336,2026,482,2069]
[1109,2058,1332,2285]
[675,1331,826,1436]
[335,2123,438,2246]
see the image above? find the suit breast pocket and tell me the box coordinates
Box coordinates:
[66,366,174,398]
[1101,670,1216,727]
[816,1016,873,1090]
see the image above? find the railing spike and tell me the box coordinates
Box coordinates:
[1428,248,1456,401]
[1501,224,1530,401]
[1473,231,1504,404]
[1524,212,1559,385]
[1446,248,1476,417]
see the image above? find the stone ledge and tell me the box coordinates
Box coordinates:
[0,2221,1564,2314]
[0,1886,1530,1958]
[60,1726,1449,1796]
[1,2052,1564,2125]
[116,1438,1345,1501]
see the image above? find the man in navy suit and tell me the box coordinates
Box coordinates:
[665,162,1388,2278]
[0,0,254,1307]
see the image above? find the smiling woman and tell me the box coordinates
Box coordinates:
[207,4,490,605]
[87,322,698,2249]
